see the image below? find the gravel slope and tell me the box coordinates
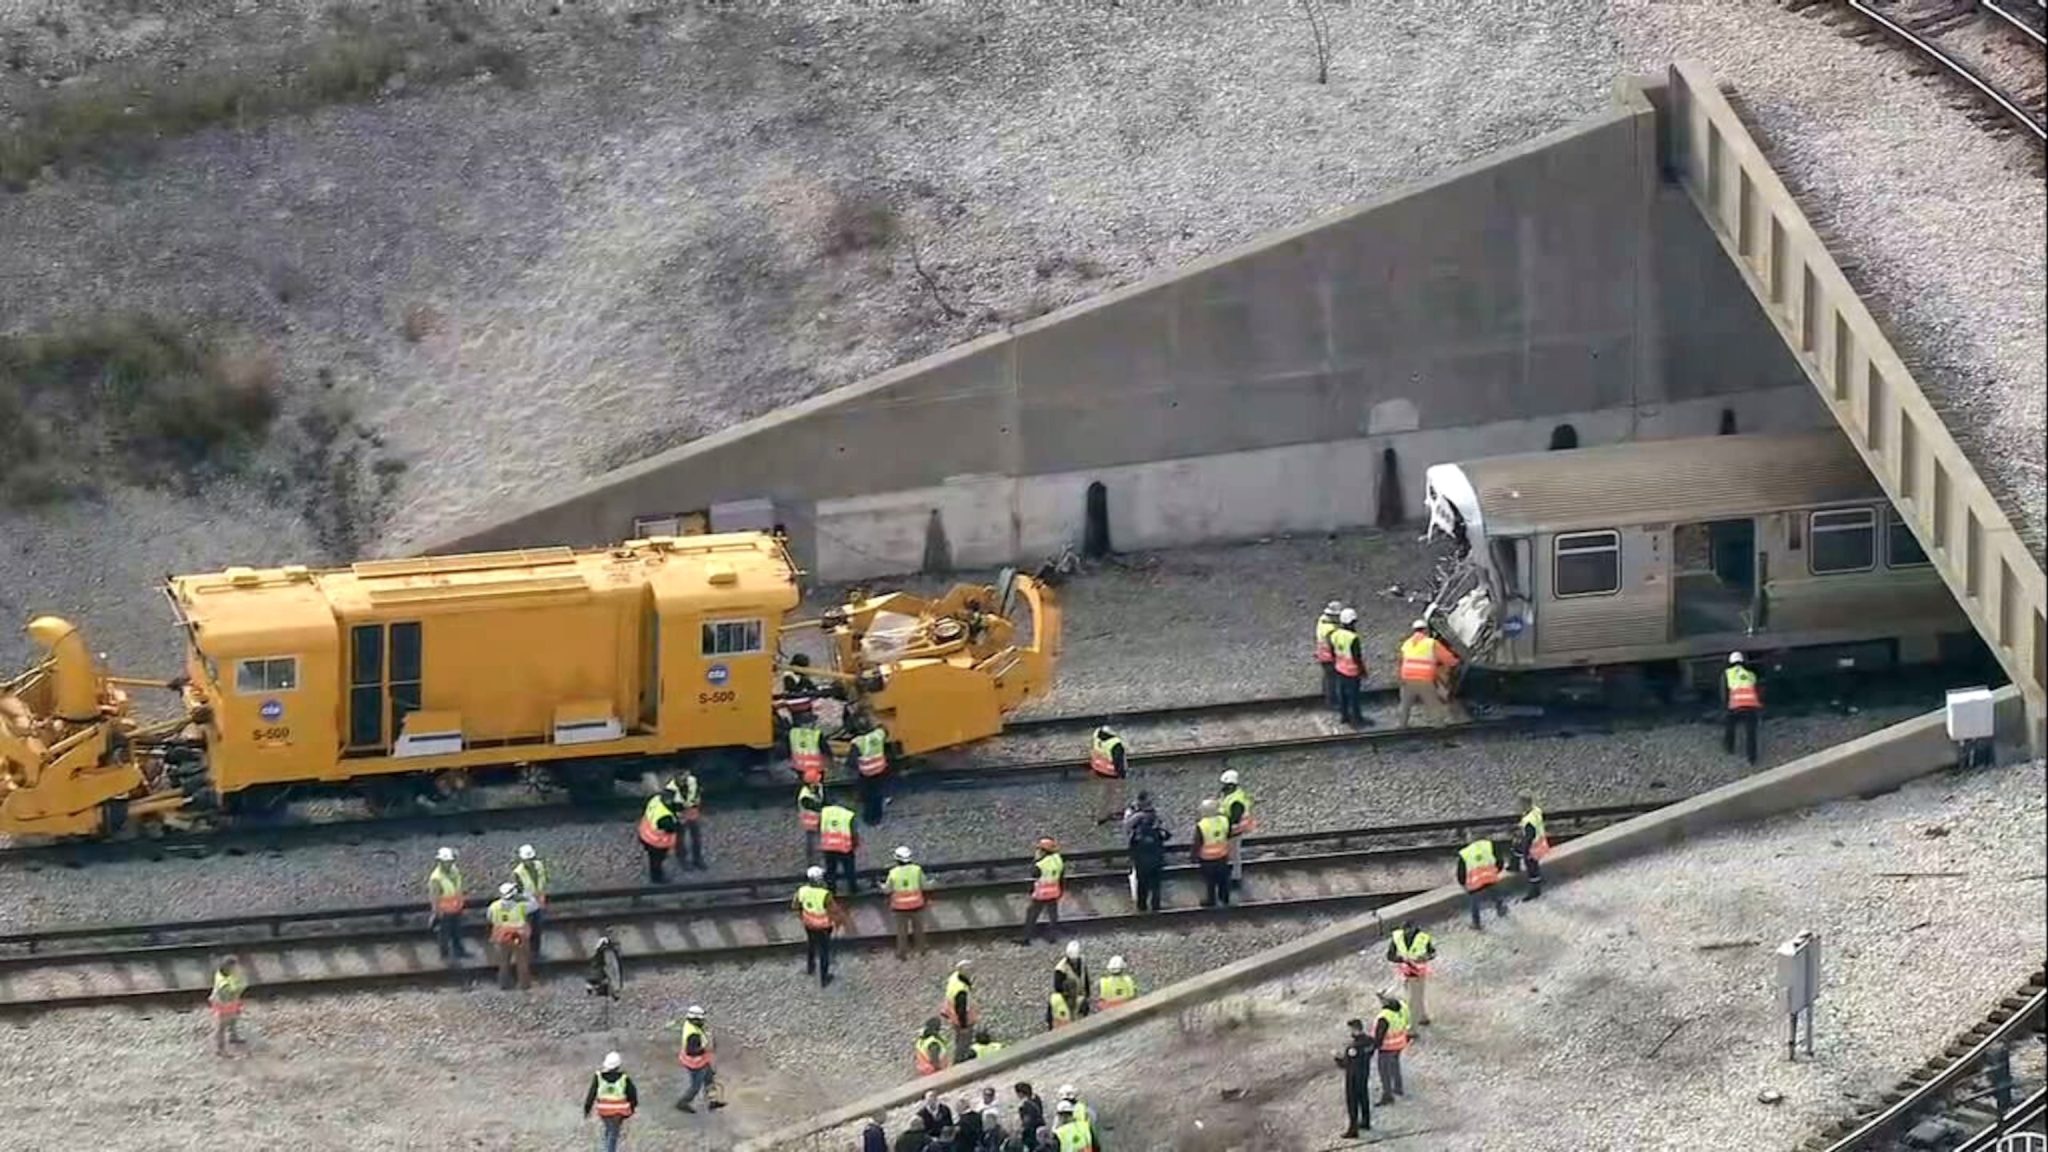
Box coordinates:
[790,757,2048,1152]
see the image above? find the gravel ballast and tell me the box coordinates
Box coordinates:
[788,758,2048,1152]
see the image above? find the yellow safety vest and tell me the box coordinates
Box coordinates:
[592,1073,634,1117]
[488,897,528,930]
[1056,1118,1095,1152]
[211,970,244,1004]
[970,1040,1005,1059]
[1459,838,1500,890]
[679,1020,713,1070]
[1391,928,1434,963]
[1096,973,1136,1007]
[1048,991,1073,1028]
[789,725,825,778]
[915,1032,950,1075]
[942,970,975,1025]
[888,863,927,911]
[1219,786,1253,831]
[1089,732,1125,778]
[797,780,824,830]
[1330,626,1362,676]
[428,864,464,913]
[1031,853,1066,901]
[513,859,548,902]
[818,805,856,853]
[854,727,889,776]
[638,793,677,849]
[1726,665,1761,710]
[1315,616,1338,662]
[1196,814,1231,860]
[796,883,834,930]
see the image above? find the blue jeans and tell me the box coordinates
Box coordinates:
[599,1115,624,1152]
[679,1065,714,1105]
[1467,886,1508,928]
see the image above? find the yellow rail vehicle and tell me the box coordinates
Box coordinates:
[0,533,1060,839]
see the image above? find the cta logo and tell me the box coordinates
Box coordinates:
[259,698,285,722]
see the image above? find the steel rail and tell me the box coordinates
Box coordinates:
[1982,0,2047,46]
[1842,0,2047,143]
[1953,1086,2047,1151]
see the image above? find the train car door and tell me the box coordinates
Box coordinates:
[1671,518,1756,639]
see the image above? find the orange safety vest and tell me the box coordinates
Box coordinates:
[592,1073,635,1118]
[887,863,928,911]
[818,806,856,854]
[678,1021,714,1070]
[1399,633,1443,682]
[798,782,823,831]
[428,865,465,916]
[1314,617,1337,664]
[1331,627,1362,678]
[1376,1006,1410,1052]
[790,726,826,783]
[796,884,835,931]
[1459,840,1501,892]
[1030,853,1065,902]
[1520,807,1551,862]
[854,728,889,778]
[1726,666,1762,712]
[914,1034,950,1075]
[1089,733,1124,779]
[638,794,678,850]
[1195,814,1231,861]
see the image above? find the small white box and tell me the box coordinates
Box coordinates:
[1945,687,1996,742]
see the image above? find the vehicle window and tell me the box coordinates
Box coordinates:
[700,619,764,656]
[234,656,299,694]
[1552,531,1620,598]
[1886,509,1929,568]
[1809,508,1876,574]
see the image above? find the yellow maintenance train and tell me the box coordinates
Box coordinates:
[0,533,1061,840]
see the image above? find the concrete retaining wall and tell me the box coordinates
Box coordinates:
[737,686,2027,1150]
[430,78,1818,579]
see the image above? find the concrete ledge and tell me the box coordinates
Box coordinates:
[737,686,2026,1151]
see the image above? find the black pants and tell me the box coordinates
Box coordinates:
[1134,865,1164,912]
[1723,709,1759,764]
[1201,860,1232,907]
[858,773,887,826]
[1344,1074,1372,1134]
[526,906,546,958]
[823,851,858,895]
[433,911,468,961]
[677,820,704,868]
[643,841,671,883]
[1518,850,1543,898]
[804,927,834,984]
[1322,663,1340,707]
[1020,898,1060,941]
[1336,675,1363,724]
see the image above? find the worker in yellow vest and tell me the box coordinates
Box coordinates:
[675,1004,723,1113]
[487,881,534,990]
[1053,940,1091,1020]
[849,712,893,826]
[817,794,860,895]
[1369,988,1411,1106]
[1052,1098,1094,1152]
[1384,919,1436,1026]
[1087,725,1128,826]
[913,1016,951,1076]
[888,846,930,959]
[1018,837,1065,943]
[964,1029,1004,1061]
[940,958,977,1054]
[1329,608,1366,725]
[1045,987,1075,1031]
[512,843,549,959]
[208,954,246,1056]
[1723,651,1763,764]
[1314,600,1344,706]
[794,865,845,987]
[1094,954,1136,1010]
[796,776,824,862]
[582,1051,638,1151]
[1218,769,1255,885]
[1397,619,1467,728]
[426,846,470,964]
[1456,837,1509,931]
[666,769,706,870]
[1512,794,1550,902]
[1193,798,1233,907]
[637,789,679,883]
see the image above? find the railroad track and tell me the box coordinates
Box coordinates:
[0,803,1654,1014]
[1794,0,2048,145]
[1802,967,2048,1150]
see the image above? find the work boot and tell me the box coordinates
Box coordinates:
[1522,888,1541,903]
[1340,1130,1359,1140]
[676,1101,696,1114]
[708,1100,727,1111]
[1377,1096,1394,1107]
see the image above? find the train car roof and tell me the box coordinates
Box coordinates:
[1452,431,1883,536]
[167,534,799,644]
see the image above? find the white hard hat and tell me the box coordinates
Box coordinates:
[806,865,825,881]
[601,1051,623,1072]
[954,958,972,971]
[1055,1099,1075,1115]
[1058,1084,1078,1100]
[1199,797,1218,812]
[1412,619,1429,631]
[1728,651,1745,664]
[686,1004,705,1019]
[1219,769,1239,786]
[1339,608,1358,624]
[518,844,536,861]
[1323,600,1342,615]
[499,882,517,897]
[435,846,455,862]
[1107,955,1126,973]
[894,846,914,862]
[1065,940,1082,960]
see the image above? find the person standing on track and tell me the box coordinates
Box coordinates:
[1397,619,1467,728]
[666,768,706,870]
[1384,920,1436,1026]
[1456,836,1510,930]
[512,843,549,960]
[1053,940,1091,1021]
[779,653,822,731]
[850,710,895,827]
[818,793,861,896]
[888,846,931,959]
[426,846,469,965]
[1314,600,1344,707]
[797,774,825,862]
[1217,769,1255,887]
[1512,795,1550,902]
[1335,1017,1373,1138]
[1370,988,1411,1107]
[675,1004,723,1113]
[1087,725,1128,826]
[637,787,679,884]
[1125,794,1171,912]
[1329,608,1366,726]
[1017,837,1065,943]
[794,864,847,987]
[1193,798,1233,907]
[487,881,534,989]
[583,1051,638,1152]
[941,959,977,1056]
[1723,651,1763,764]
[209,955,247,1056]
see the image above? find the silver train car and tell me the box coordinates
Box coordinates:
[1420,431,1977,699]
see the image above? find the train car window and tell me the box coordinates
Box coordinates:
[348,625,383,747]
[701,619,765,656]
[1809,509,1876,574]
[234,657,299,694]
[1552,531,1621,598]
[388,621,423,736]
[1885,509,1930,568]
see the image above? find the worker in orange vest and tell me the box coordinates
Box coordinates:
[1723,651,1763,764]
[797,776,825,863]
[1396,619,1466,728]
[1017,837,1065,944]
[1369,988,1411,1106]
[583,1051,638,1151]
[1329,608,1366,725]
[794,865,847,987]
[914,1017,952,1076]
[1314,600,1344,706]
[1456,837,1510,930]
[1511,795,1550,902]
[637,788,679,883]
[674,1005,723,1113]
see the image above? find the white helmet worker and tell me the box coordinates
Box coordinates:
[435,846,455,863]
[1219,769,1240,787]
[806,865,825,882]
[1065,940,1082,960]
[601,1051,623,1072]
[1412,618,1429,632]
[1055,1099,1075,1116]
[1323,600,1343,616]
[1107,955,1127,973]
[1199,797,1219,813]
[1058,1084,1079,1102]
[954,958,972,972]
[1339,608,1358,625]
[518,844,537,861]
[1728,651,1745,665]
[894,846,914,863]
[498,882,517,897]
[686,1004,706,1020]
